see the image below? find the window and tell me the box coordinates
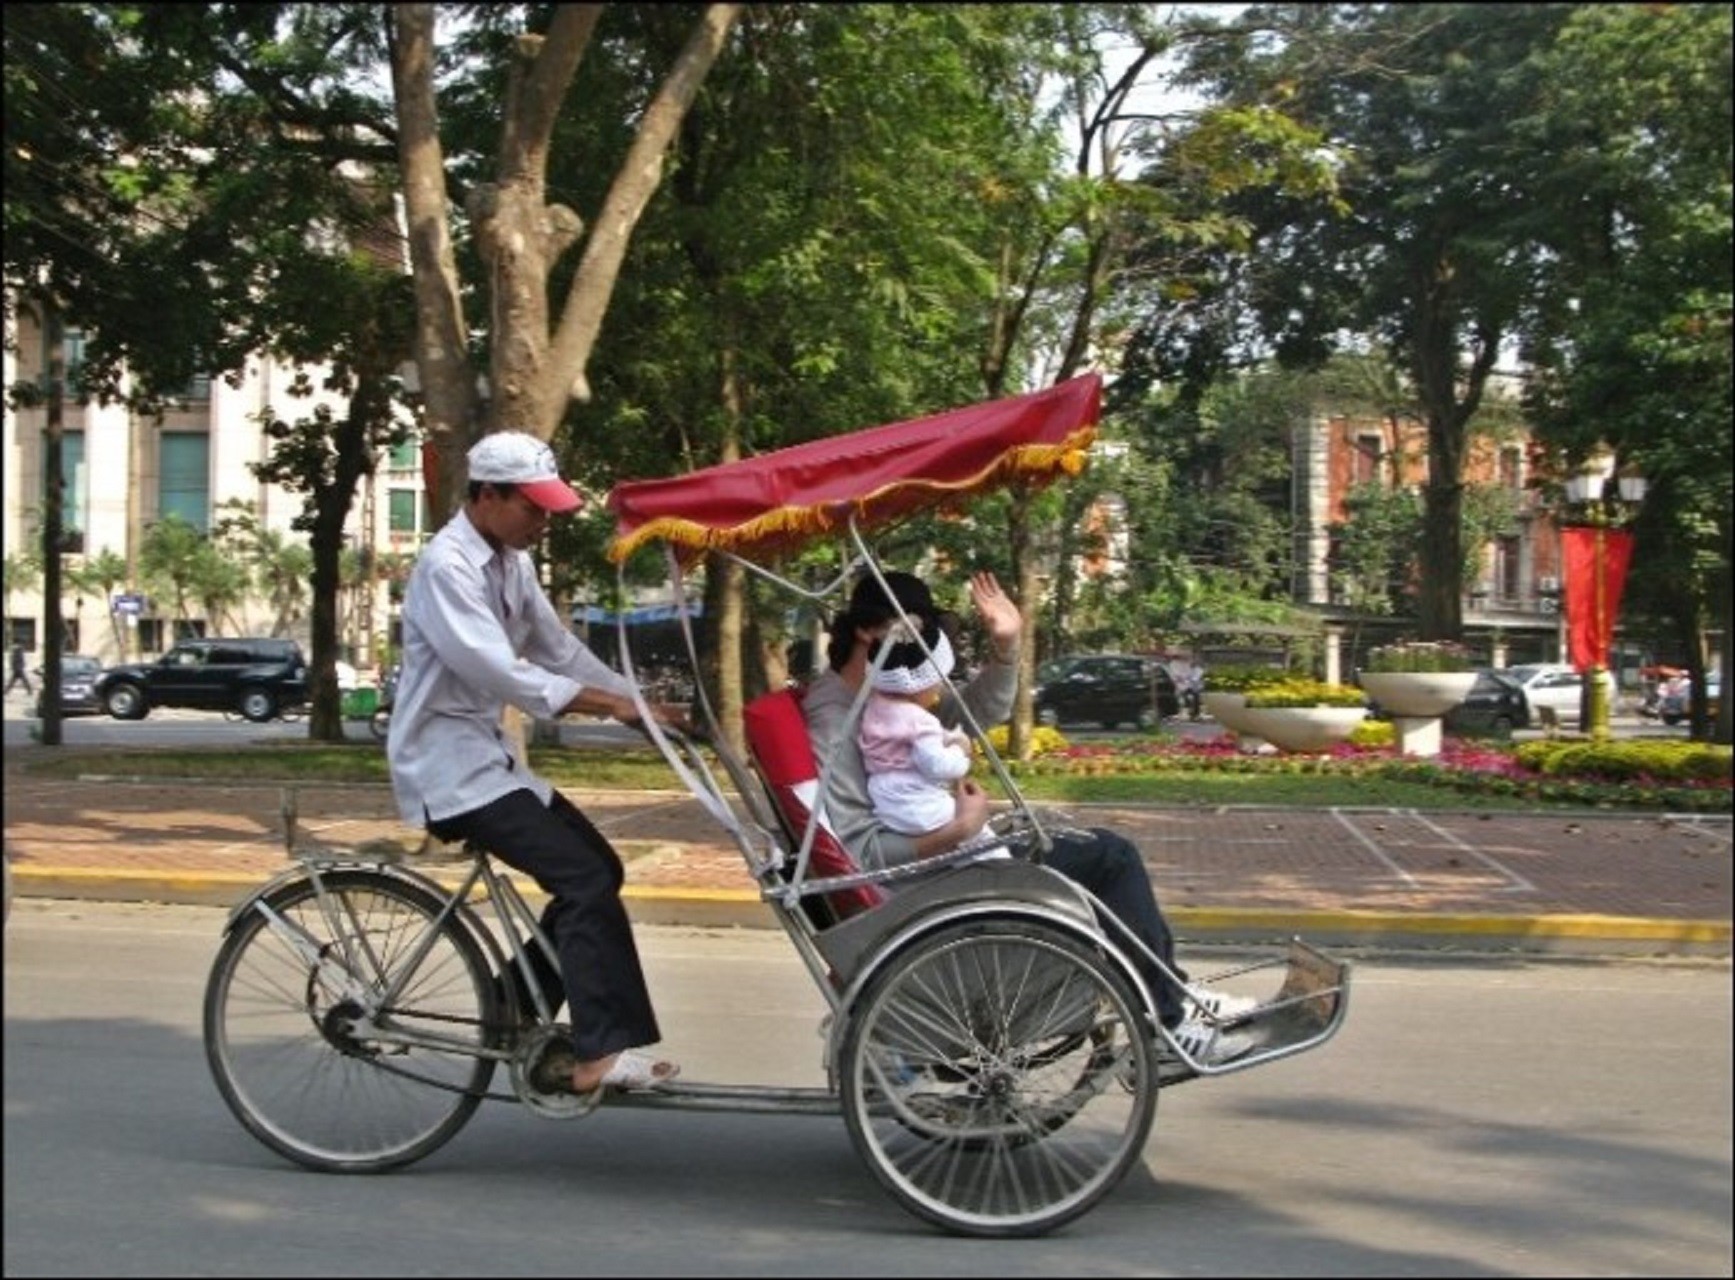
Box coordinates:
[1354,434,1382,485]
[1499,445,1523,491]
[1498,536,1521,600]
[42,429,85,552]
[64,429,85,543]
[62,328,88,389]
[159,432,211,530]
[388,488,419,533]
[388,439,419,470]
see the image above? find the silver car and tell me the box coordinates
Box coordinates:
[1500,663,1614,730]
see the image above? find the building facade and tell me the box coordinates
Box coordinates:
[2,301,429,672]
[1289,406,1573,672]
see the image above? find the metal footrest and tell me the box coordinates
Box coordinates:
[595,1080,841,1117]
[1159,938,1352,1084]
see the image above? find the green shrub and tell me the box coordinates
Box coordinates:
[1514,738,1733,783]
[1349,719,1396,748]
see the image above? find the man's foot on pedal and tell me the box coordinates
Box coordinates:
[1167,1015,1255,1065]
[571,1049,681,1095]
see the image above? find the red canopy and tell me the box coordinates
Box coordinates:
[607,373,1101,563]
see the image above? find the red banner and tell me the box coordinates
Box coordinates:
[1561,526,1635,672]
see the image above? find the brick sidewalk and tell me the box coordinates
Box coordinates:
[4,756,1729,954]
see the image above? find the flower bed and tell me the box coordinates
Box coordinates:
[1242,678,1367,708]
[990,730,1733,812]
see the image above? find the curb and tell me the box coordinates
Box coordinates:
[10,866,1729,958]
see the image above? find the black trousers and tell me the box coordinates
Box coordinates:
[1044,827,1190,1027]
[427,788,660,1061]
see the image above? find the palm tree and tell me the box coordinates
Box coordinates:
[191,542,251,635]
[3,549,42,635]
[74,548,132,659]
[249,531,313,637]
[137,516,207,641]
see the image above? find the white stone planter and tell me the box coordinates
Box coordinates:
[1360,671,1479,718]
[1235,705,1367,753]
[1201,691,1257,736]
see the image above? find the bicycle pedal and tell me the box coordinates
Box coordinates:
[528,1044,579,1095]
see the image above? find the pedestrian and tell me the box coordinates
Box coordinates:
[805,568,1256,1064]
[6,643,32,696]
[387,431,689,1100]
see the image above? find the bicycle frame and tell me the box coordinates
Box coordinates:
[226,849,562,1063]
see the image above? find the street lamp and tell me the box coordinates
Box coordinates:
[1559,450,1647,738]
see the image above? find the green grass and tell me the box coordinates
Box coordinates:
[13,742,688,790]
[16,739,1712,811]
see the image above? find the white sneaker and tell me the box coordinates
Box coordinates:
[1187,985,1260,1021]
[1166,1015,1255,1065]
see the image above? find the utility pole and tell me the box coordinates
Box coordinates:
[39,294,66,747]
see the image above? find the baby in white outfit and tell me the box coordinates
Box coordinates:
[857,625,1007,860]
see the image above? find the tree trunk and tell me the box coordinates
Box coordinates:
[1416,460,1464,640]
[389,3,741,764]
[40,295,66,746]
[707,346,746,757]
[1406,254,1501,641]
[543,5,743,436]
[304,369,385,742]
[388,3,480,522]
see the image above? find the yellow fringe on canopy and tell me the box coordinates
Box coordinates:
[608,426,1095,564]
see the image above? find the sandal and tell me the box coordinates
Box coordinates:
[574,1049,681,1097]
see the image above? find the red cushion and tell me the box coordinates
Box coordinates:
[742,689,886,919]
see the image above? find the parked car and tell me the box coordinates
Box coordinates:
[1034,654,1179,730]
[94,637,308,722]
[1658,675,1721,726]
[32,653,105,717]
[1440,669,1530,736]
[1499,663,1613,730]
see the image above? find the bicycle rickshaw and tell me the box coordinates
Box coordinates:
[203,373,1350,1237]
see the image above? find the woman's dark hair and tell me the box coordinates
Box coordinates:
[826,571,953,672]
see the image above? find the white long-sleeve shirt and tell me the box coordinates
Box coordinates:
[387,509,633,826]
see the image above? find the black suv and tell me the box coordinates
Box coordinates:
[1034,654,1179,730]
[95,637,308,722]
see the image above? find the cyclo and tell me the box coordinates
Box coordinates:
[202,373,1350,1237]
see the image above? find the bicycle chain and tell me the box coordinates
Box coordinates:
[340,1005,536,1104]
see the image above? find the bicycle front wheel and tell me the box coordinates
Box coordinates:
[204,870,499,1172]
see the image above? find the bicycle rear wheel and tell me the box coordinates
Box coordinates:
[204,869,499,1172]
